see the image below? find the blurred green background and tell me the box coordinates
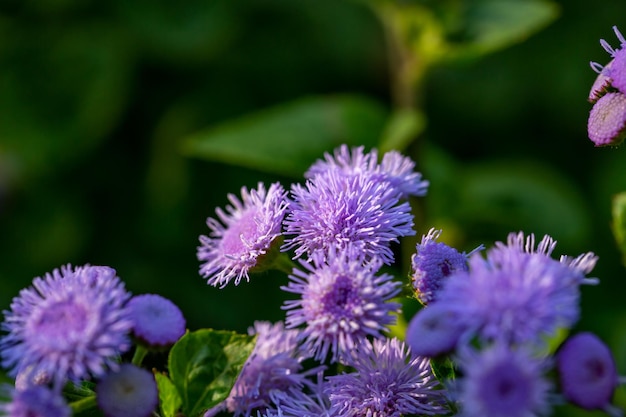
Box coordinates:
[1,0,626,412]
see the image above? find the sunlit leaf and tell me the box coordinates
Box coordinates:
[155,373,183,417]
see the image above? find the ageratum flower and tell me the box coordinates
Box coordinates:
[0,385,71,417]
[411,228,482,305]
[592,26,626,95]
[197,182,288,288]
[266,372,332,417]
[406,303,468,358]
[305,144,429,199]
[128,293,186,348]
[556,332,619,412]
[326,338,449,417]
[1,265,132,387]
[283,168,415,264]
[436,232,596,347]
[588,91,626,147]
[206,321,318,417]
[96,364,159,417]
[456,342,551,417]
[281,247,401,363]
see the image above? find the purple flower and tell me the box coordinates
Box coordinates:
[267,372,332,417]
[411,228,482,305]
[325,337,449,417]
[588,91,626,147]
[556,332,619,412]
[207,321,318,417]
[405,303,468,358]
[128,293,186,348]
[0,385,71,417]
[592,26,626,95]
[305,144,429,199]
[96,364,159,417]
[1,265,132,387]
[281,247,401,363]
[282,168,415,264]
[456,342,551,417]
[197,182,288,288]
[437,232,594,347]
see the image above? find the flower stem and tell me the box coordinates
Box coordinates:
[272,253,297,275]
[132,345,149,367]
[70,395,98,414]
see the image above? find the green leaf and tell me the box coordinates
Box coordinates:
[181,94,388,177]
[612,191,626,267]
[155,373,183,417]
[446,0,559,60]
[168,329,256,417]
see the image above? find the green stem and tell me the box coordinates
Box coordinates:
[70,395,98,414]
[272,253,297,275]
[132,345,149,367]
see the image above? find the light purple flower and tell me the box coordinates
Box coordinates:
[411,228,482,305]
[1,265,132,387]
[592,26,626,95]
[406,303,468,358]
[128,293,186,348]
[198,182,288,288]
[282,168,415,264]
[556,332,619,412]
[0,385,71,417]
[207,321,318,417]
[266,372,333,417]
[456,342,551,417]
[281,247,401,363]
[325,337,449,417]
[96,364,159,417]
[588,91,626,147]
[437,232,594,347]
[305,144,429,199]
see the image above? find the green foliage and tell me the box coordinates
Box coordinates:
[168,329,256,417]
[612,191,626,267]
[155,373,183,417]
[181,94,388,177]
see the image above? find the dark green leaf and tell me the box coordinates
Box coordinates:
[168,329,256,417]
[155,373,183,417]
[181,94,388,177]
[612,191,626,267]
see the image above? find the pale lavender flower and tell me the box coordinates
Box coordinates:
[411,228,482,305]
[0,385,71,417]
[206,321,318,417]
[1,265,132,387]
[282,169,415,264]
[456,342,551,417]
[305,145,429,199]
[198,182,288,288]
[592,26,626,95]
[325,337,449,417]
[128,293,186,348]
[281,247,402,363]
[267,372,333,417]
[436,232,594,347]
[588,91,626,147]
[556,332,619,412]
[96,364,159,417]
[405,303,468,358]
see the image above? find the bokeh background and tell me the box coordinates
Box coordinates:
[2,0,626,413]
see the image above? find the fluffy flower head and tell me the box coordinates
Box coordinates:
[0,385,70,417]
[406,303,467,358]
[325,337,448,417]
[588,91,626,147]
[456,342,551,417]
[1,265,132,386]
[593,26,626,95]
[281,247,401,363]
[96,364,159,417]
[197,182,288,288]
[128,293,186,348]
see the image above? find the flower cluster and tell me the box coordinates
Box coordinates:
[0,264,186,416]
[588,26,626,146]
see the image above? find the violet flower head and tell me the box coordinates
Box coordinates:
[128,293,186,348]
[411,228,481,305]
[305,144,429,199]
[283,168,415,264]
[326,337,449,417]
[437,232,590,347]
[96,364,159,417]
[456,342,551,417]
[406,303,468,358]
[267,372,333,417]
[198,182,288,288]
[588,91,626,147]
[0,385,71,417]
[593,26,626,95]
[1,265,132,387]
[209,321,316,417]
[556,332,619,412]
[281,247,402,363]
